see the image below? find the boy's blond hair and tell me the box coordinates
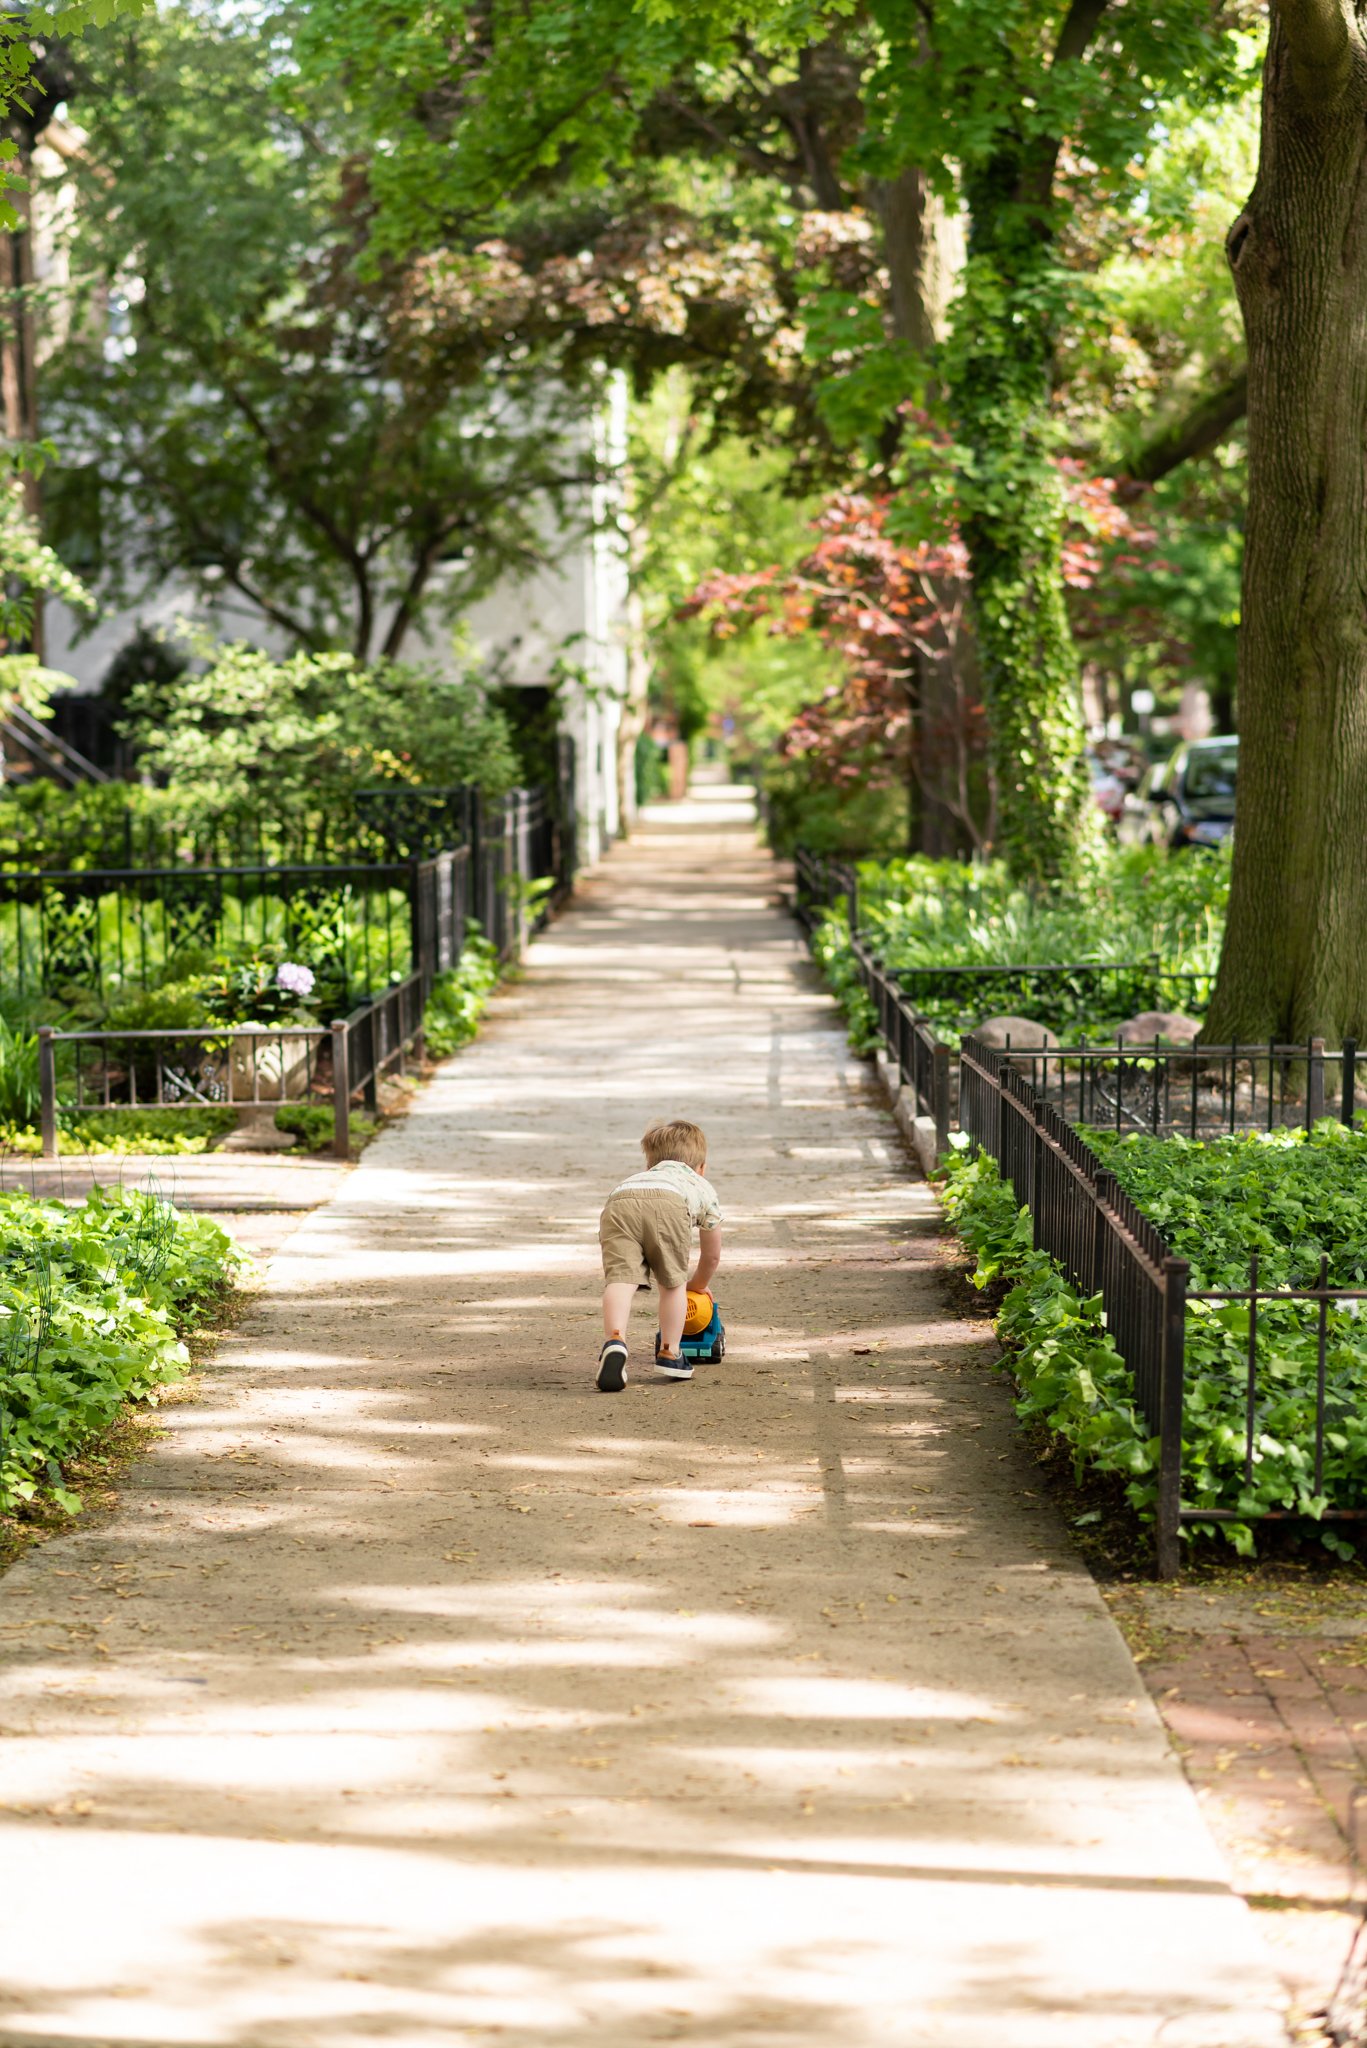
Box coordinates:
[641,1118,707,1171]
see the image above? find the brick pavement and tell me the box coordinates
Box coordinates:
[1123,1591,1367,2041]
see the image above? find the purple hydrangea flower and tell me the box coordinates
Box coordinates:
[276,961,315,998]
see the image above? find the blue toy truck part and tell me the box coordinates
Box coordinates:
[655,1300,726,1365]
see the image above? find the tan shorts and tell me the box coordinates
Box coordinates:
[599,1189,691,1290]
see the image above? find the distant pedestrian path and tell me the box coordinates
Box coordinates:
[0,785,1283,2047]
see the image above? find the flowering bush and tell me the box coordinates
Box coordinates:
[275,962,315,1000]
[199,951,325,1026]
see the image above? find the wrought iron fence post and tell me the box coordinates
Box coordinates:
[1308,1038,1326,1128]
[1156,1255,1189,1579]
[1344,1038,1359,1126]
[933,1043,951,1157]
[38,1026,58,1160]
[331,1020,351,1160]
[1092,1169,1117,1298]
[409,857,425,994]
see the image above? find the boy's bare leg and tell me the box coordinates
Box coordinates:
[602,1282,635,1338]
[657,1283,687,1355]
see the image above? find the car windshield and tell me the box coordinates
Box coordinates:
[1184,743,1238,801]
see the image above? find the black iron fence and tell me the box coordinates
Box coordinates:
[35,848,473,1160]
[960,1032,1367,1573]
[3,786,472,872]
[794,847,1211,1047]
[848,933,952,1153]
[1,783,574,1006]
[0,857,416,1006]
[4,771,580,875]
[31,778,576,1159]
[991,1035,1360,1139]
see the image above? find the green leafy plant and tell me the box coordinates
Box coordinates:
[99,980,219,1093]
[0,1017,40,1127]
[0,1109,238,1157]
[62,1109,237,1156]
[0,1185,242,1515]
[812,842,1229,1047]
[198,953,321,1027]
[943,1128,1367,1559]
[809,914,880,1054]
[272,1103,376,1155]
[423,933,500,1060]
[504,873,556,925]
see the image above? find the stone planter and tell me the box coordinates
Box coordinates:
[228,1027,316,1103]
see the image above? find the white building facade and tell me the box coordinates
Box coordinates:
[41,378,640,865]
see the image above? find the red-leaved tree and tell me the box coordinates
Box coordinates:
[687,467,1159,858]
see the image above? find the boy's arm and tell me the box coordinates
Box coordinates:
[690,1226,721,1291]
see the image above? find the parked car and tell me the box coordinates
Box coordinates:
[1124,736,1238,849]
[1117,755,1173,847]
[1084,739,1147,830]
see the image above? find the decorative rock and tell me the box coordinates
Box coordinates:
[974,1015,1060,1070]
[1115,1010,1203,1047]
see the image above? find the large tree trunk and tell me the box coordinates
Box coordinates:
[2,153,41,659]
[871,166,964,355]
[872,169,990,859]
[1205,4,1367,1045]
[953,173,1094,886]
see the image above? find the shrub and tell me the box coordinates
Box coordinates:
[810,842,1230,1047]
[59,1108,237,1155]
[943,1129,1367,1559]
[424,933,500,1059]
[121,636,522,821]
[273,1104,375,1154]
[0,1184,241,1513]
[0,1018,40,1127]
[99,980,219,1093]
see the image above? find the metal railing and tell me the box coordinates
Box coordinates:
[987,1036,1359,1139]
[32,774,577,1160]
[39,974,431,1165]
[794,846,1210,1042]
[960,1032,1367,1573]
[0,856,417,1005]
[849,933,953,1154]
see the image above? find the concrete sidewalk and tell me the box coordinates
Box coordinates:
[0,787,1285,2047]
[3,1151,352,1261]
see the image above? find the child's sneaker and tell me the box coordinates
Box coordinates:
[596,1336,628,1393]
[655,1349,694,1381]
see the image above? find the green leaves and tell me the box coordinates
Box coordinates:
[423,931,501,1058]
[943,1129,1367,1558]
[0,1187,240,1515]
[812,838,1228,1045]
[121,637,521,819]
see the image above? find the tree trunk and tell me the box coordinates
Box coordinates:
[953,173,1094,885]
[1205,8,1367,1045]
[872,168,988,858]
[2,155,42,659]
[870,166,964,356]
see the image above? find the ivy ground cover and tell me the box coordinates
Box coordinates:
[942,1122,1367,1557]
[813,842,1229,1046]
[1,1187,241,1515]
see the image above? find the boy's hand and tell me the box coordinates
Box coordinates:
[690,1226,721,1292]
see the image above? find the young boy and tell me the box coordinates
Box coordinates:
[596,1118,722,1392]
